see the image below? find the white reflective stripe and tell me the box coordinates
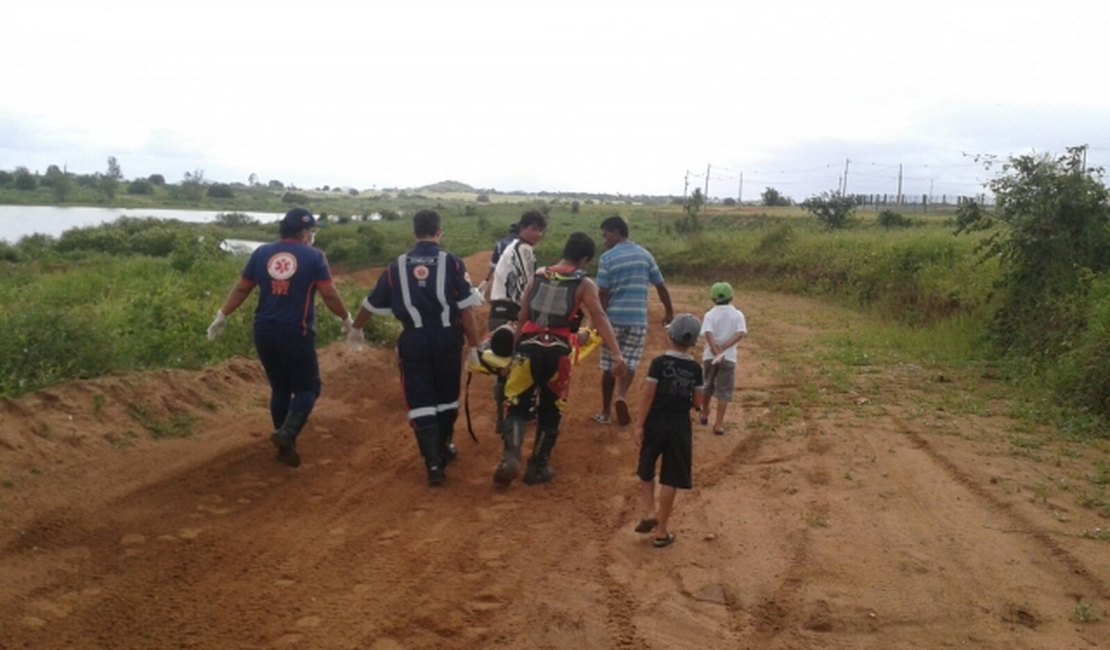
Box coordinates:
[362,297,393,316]
[436,251,450,327]
[397,254,423,328]
[408,406,437,420]
[457,291,481,310]
[436,401,459,412]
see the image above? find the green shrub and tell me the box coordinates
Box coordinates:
[877,210,913,228]
[282,191,309,204]
[128,179,154,195]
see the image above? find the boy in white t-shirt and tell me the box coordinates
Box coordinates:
[699,282,747,435]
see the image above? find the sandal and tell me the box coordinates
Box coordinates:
[591,413,611,425]
[652,532,676,548]
[614,398,631,426]
[634,517,657,533]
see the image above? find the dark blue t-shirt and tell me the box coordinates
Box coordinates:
[365,241,480,330]
[241,238,334,335]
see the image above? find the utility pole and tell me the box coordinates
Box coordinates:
[842,158,850,196]
[897,163,903,204]
[683,170,689,198]
[704,164,711,200]
[738,172,743,205]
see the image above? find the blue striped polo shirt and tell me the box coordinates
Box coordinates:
[596,240,664,327]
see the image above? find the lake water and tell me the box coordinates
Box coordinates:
[0,205,286,244]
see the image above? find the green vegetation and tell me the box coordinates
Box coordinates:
[0,149,1107,440]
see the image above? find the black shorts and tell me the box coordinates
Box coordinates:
[636,414,692,489]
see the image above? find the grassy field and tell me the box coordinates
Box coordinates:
[0,195,1105,439]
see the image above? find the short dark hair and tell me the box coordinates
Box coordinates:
[519,210,547,231]
[600,215,628,238]
[413,209,441,238]
[562,232,596,264]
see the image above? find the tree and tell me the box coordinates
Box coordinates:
[206,183,234,199]
[801,191,855,229]
[248,173,258,186]
[45,165,73,202]
[684,187,704,216]
[956,145,1110,360]
[268,179,284,190]
[127,179,154,195]
[14,167,36,190]
[100,156,122,200]
[762,186,791,207]
[180,169,205,201]
[148,174,166,186]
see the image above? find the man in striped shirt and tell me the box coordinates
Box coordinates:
[594,215,674,426]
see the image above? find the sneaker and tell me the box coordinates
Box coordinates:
[427,465,446,486]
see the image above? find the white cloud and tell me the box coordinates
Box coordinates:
[3,0,1110,198]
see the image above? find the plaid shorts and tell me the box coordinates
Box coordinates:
[599,325,646,372]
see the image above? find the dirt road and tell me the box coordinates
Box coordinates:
[1,254,1107,649]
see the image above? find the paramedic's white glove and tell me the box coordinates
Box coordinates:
[479,279,491,301]
[341,314,355,334]
[206,310,227,341]
[471,285,486,306]
[466,347,481,369]
[346,326,366,352]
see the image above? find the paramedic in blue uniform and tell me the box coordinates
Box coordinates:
[350,209,482,486]
[206,207,355,468]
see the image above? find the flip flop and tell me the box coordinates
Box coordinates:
[591,413,611,425]
[652,532,676,548]
[634,517,657,533]
[614,399,631,426]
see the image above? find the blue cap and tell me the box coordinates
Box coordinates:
[280,208,316,235]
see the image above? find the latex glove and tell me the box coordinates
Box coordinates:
[341,314,355,334]
[471,285,486,306]
[346,326,366,352]
[206,310,227,341]
[477,279,489,295]
[466,347,480,369]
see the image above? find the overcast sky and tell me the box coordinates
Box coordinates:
[3,0,1109,200]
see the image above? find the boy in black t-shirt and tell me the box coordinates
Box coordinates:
[632,313,704,548]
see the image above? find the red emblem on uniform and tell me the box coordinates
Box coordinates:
[268,252,297,280]
[413,265,430,281]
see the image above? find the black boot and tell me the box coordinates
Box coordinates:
[270,411,309,468]
[414,424,445,486]
[523,427,559,485]
[438,412,459,468]
[492,418,525,486]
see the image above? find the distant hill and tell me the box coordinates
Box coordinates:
[416,180,476,193]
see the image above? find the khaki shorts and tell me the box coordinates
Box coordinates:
[703,359,736,401]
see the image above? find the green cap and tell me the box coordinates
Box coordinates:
[710,281,733,302]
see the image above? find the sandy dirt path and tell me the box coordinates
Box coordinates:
[0,253,1107,649]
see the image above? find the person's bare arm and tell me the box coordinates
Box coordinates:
[633,380,657,448]
[460,307,480,348]
[580,279,626,377]
[217,280,254,317]
[317,282,352,322]
[654,282,674,325]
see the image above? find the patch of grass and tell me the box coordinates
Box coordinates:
[1071,603,1101,623]
[128,405,195,439]
[29,466,43,476]
[1078,527,1110,541]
